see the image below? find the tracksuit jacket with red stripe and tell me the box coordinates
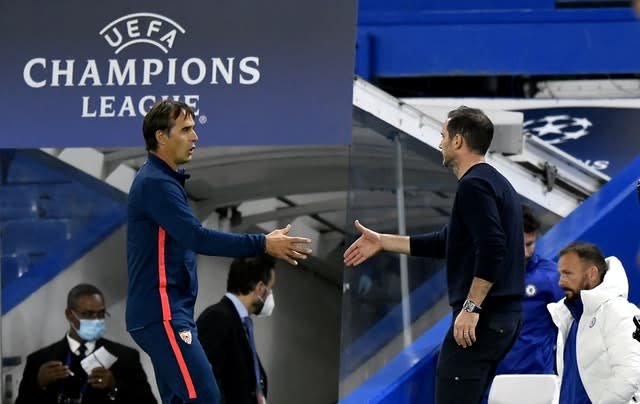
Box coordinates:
[126,153,266,331]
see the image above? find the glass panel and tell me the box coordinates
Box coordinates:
[339,107,456,397]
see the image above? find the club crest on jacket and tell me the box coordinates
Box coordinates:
[525,284,537,297]
[179,330,192,344]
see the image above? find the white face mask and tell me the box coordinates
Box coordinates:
[257,292,275,317]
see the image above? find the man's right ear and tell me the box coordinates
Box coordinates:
[452,133,464,150]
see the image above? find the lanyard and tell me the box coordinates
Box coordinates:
[57,351,89,403]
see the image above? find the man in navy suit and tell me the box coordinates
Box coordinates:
[197,255,276,404]
[15,283,156,404]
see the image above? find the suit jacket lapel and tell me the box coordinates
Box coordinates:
[53,337,71,358]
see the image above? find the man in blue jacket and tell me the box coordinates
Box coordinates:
[126,99,312,404]
[495,204,563,375]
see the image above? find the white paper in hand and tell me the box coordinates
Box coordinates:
[80,346,118,374]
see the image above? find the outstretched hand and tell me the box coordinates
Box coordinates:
[343,220,382,266]
[265,224,312,266]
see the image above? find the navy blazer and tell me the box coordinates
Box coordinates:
[15,337,156,404]
[197,296,268,404]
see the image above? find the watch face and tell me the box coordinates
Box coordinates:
[463,300,476,312]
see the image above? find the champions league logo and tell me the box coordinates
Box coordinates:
[21,12,261,120]
[99,13,186,54]
[523,114,609,171]
[523,115,592,145]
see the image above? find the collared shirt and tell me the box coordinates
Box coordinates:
[66,333,96,356]
[226,293,263,398]
[225,292,249,321]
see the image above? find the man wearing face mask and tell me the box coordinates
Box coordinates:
[197,254,276,404]
[15,284,156,404]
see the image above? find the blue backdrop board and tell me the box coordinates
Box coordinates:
[0,1,357,147]
[518,107,640,177]
[536,155,640,305]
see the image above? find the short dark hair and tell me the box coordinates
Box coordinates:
[67,284,104,310]
[142,100,195,152]
[522,204,541,234]
[446,106,494,155]
[227,254,276,295]
[558,241,608,281]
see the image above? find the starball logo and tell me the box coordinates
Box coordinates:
[524,114,609,171]
[22,12,261,121]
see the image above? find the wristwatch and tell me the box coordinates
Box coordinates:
[462,298,482,313]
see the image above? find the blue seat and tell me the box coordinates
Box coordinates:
[0,186,39,221]
[4,152,67,184]
[1,219,70,256]
[1,254,30,287]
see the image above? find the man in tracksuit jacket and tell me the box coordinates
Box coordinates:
[127,100,312,404]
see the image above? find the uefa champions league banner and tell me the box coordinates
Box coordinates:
[0,0,357,147]
[518,107,640,177]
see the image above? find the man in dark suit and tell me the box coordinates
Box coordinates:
[15,283,156,404]
[197,254,276,404]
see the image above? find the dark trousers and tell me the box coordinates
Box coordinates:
[130,320,221,404]
[435,309,522,404]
